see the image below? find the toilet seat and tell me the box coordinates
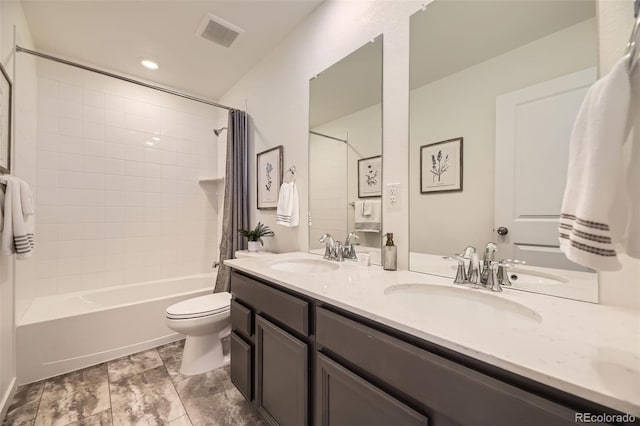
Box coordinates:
[166,292,231,320]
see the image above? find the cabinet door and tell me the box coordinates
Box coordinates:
[256,315,308,426]
[316,353,429,426]
[230,332,253,401]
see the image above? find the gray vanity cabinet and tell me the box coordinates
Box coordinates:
[316,352,429,426]
[230,271,311,426]
[230,269,627,426]
[230,331,252,400]
[256,315,308,426]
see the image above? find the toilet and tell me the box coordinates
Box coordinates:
[165,291,232,376]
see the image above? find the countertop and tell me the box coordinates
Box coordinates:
[225,252,640,416]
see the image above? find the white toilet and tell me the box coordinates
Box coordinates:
[165,291,232,376]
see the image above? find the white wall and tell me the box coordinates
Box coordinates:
[219,0,638,308]
[29,59,219,305]
[409,19,597,256]
[220,0,416,263]
[0,0,38,419]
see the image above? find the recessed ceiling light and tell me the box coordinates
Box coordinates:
[141,59,159,70]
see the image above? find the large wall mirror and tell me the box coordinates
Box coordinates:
[409,1,599,301]
[308,36,383,264]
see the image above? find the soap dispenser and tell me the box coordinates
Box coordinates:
[383,233,397,271]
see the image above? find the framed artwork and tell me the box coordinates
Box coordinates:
[257,145,283,209]
[358,155,382,198]
[0,62,12,175]
[420,137,463,194]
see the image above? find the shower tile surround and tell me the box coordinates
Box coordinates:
[28,59,220,306]
[2,341,263,426]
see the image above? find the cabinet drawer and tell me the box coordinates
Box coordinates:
[231,299,253,338]
[316,352,429,426]
[230,332,253,401]
[316,307,581,426]
[231,271,309,336]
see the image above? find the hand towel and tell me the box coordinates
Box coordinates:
[559,55,633,271]
[276,181,299,227]
[354,199,380,232]
[0,175,35,259]
[362,200,373,216]
[20,179,34,216]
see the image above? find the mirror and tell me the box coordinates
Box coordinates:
[409,1,599,301]
[308,36,383,264]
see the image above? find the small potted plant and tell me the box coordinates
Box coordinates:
[239,222,275,252]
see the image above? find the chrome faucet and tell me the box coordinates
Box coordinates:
[343,232,360,260]
[460,245,476,279]
[481,242,498,285]
[450,243,525,292]
[319,234,337,260]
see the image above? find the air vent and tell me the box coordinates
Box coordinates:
[197,14,244,48]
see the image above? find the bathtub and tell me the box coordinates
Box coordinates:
[16,273,216,384]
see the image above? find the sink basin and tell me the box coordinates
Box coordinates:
[384,284,542,325]
[270,259,340,273]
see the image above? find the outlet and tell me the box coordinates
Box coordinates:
[386,183,400,208]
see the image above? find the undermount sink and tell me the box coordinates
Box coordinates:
[384,284,542,325]
[270,258,340,273]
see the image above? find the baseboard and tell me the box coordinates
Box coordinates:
[0,377,17,423]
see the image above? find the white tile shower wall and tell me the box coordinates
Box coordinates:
[33,59,219,297]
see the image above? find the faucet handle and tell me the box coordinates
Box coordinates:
[495,259,525,287]
[485,261,503,292]
[459,246,476,259]
[345,232,360,245]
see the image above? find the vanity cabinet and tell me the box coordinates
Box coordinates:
[256,315,308,426]
[230,269,624,426]
[316,352,428,425]
[230,271,311,426]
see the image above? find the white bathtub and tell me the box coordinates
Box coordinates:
[16,273,216,384]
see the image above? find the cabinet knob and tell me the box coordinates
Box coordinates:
[497,227,509,236]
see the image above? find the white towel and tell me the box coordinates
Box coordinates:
[20,179,34,216]
[362,200,373,216]
[559,55,636,271]
[0,175,35,259]
[276,181,299,227]
[354,199,380,232]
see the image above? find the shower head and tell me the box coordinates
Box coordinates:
[214,127,228,136]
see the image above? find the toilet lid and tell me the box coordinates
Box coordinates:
[166,292,231,319]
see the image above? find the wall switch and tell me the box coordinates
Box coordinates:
[386,183,400,208]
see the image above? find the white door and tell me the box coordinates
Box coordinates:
[494,68,596,271]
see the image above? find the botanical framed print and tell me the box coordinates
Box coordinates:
[0,62,12,175]
[358,155,382,198]
[257,145,283,209]
[420,137,463,194]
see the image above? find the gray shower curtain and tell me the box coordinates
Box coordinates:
[214,110,249,293]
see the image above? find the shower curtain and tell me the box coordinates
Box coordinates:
[215,110,249,293]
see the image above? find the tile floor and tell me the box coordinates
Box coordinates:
[3,340,264,426]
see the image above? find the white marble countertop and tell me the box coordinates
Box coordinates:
[225,252,640,416]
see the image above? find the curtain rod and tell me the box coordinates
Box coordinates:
[16,45,235,112]
[309,130,348,143]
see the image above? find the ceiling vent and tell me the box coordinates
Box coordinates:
[197,14,244,48]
